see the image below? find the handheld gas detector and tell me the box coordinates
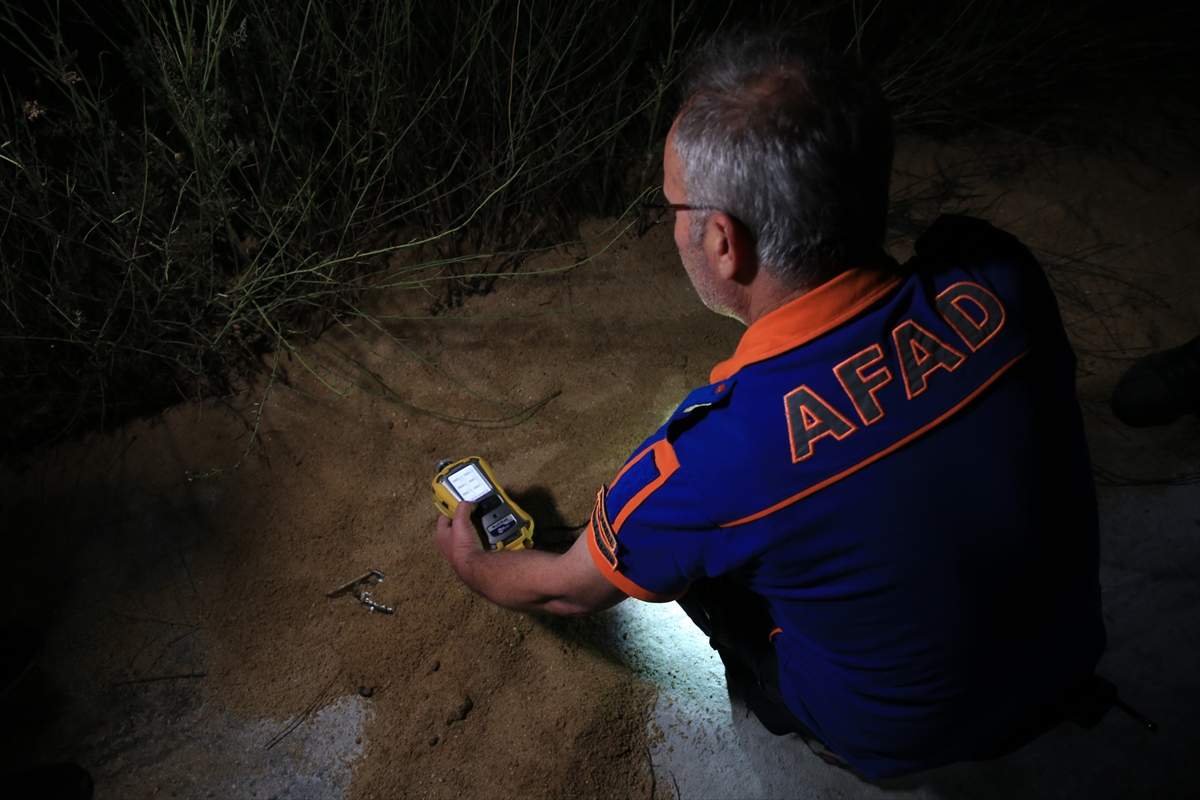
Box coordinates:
[432,457,534,552]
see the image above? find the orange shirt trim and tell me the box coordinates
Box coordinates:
[710,254,904,384]
[720,349,1029,527]
[586,521,686,603]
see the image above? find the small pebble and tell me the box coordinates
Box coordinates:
[446,694,474,724]
[427,736,439,746]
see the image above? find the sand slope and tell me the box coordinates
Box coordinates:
[1,128,1196,798]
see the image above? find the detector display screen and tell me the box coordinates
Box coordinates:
[446,464,491,502]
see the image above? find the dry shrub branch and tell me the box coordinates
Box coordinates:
[0,0,1191,455]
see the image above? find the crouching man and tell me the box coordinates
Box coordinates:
[436,31,1104,779]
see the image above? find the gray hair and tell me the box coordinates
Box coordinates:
[674,31,893,288]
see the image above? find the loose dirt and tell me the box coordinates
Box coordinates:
[0,126,1195,799]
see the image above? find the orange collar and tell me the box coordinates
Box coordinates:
[709,254,904,383]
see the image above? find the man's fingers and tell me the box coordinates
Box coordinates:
[453,498,475,529]
[456,502,486,550]
[436,501,482,576]
[435,501,473,541]
[440,501,480,550]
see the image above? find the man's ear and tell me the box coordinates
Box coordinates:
[704,212,757,285]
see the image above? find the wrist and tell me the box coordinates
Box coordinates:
[454,544,488,591]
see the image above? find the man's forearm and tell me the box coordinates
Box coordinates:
[436,501,628,617]
[457,548,599,616]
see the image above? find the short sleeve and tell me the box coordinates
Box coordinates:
[586,436,719,602]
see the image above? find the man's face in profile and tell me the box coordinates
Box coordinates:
[664,118,735,319]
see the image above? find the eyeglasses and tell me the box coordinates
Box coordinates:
[639,188,722,226]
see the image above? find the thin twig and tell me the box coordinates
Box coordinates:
[112,672,207,688]
[264,668,345,751]
[109,610,200,628]
[647,745,658,800]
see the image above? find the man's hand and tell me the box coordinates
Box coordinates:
[433,501,628,617]
[436,500,484,583]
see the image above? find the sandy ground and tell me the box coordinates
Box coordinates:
[1,124,1196,799]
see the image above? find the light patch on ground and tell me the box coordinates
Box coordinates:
[608,601,939,799]
[90,693,372,799]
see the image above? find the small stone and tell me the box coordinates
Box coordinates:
[358,685,375,698]
[445,694,474,724]
[355,737,363,744]
[427,736,439,746]
[426,660,440,674]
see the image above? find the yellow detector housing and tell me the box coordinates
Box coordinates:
[432,457,534,552]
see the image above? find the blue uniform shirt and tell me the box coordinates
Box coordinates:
[587,215,1105,778]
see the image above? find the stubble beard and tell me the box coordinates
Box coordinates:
[679,233,737,320]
